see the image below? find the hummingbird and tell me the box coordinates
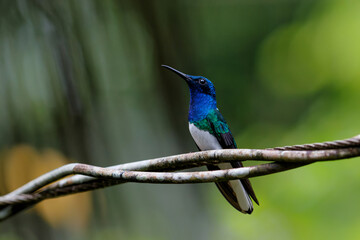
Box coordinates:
[162,65,259,214]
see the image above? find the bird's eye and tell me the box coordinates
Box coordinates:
[199,79,206,84]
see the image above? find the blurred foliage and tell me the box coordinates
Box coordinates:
[0,0,360,239]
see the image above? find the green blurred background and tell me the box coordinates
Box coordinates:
[1,0,360,239]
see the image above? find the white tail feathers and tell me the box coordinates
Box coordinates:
[218,163,253,214]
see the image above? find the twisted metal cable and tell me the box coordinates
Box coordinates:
[268,134,360,151]
[0,194,43,206]
[3,135,360,206]
[0,179,122,218]
[1,134,360,220]
[0,179,122,206]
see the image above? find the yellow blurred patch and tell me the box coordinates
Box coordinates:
[3,146,92,231]
[0,150,8,195]
[4,145,41,191]
[34,149,92,231]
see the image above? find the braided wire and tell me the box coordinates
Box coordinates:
[0,179,121,206]
[1,134,360,208]
[268,134,360,151]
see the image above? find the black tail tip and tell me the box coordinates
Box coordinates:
[244,208,253,214]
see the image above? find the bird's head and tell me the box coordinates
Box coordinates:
[162,65,217,121]
[162,65,216,99]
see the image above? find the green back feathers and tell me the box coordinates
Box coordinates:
[191,109,230,135]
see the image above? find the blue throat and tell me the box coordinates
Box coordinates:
[159,66,218,122]
[188,91,217,122]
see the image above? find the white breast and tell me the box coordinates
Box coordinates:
[189,123,253,212]
[189,123,222,150]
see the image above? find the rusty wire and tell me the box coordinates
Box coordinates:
[1,134,360,221]
[268,134,360,150]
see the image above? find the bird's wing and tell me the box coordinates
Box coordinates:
[206,109,259,205]
[206,109,237,149]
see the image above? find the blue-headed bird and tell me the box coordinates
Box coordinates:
[162,65,259,214]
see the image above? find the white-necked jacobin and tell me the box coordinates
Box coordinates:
[162,65,259,214]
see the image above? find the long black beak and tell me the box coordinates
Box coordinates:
[161,65,190,82]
